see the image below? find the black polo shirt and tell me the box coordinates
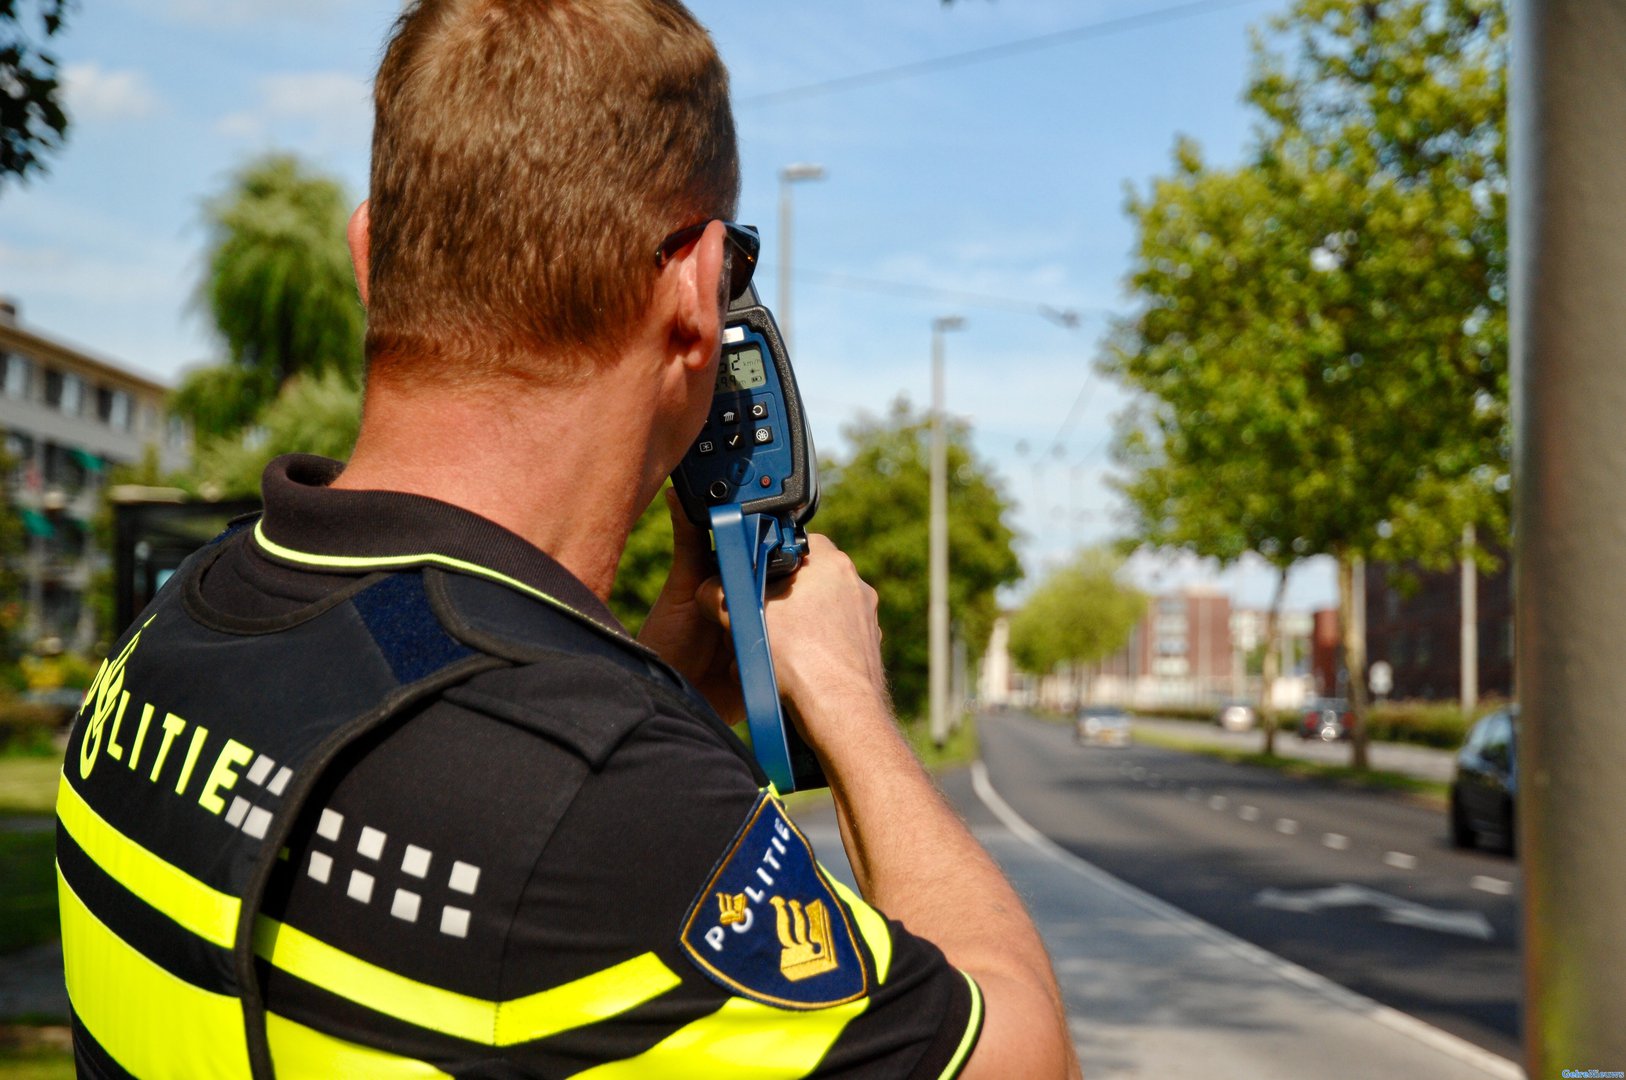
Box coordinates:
[193,455,982,1078]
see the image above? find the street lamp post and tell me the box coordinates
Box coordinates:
[777,164,826,357]
[930,315,966,748]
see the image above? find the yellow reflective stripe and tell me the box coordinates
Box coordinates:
[59,869,252,1079]
[253,520,623,638]
[495,952,681,1044]
[254,917,679,1047]
[937,973,984,1080]
[267,1012,449,1078]
[573,995,868,1080]
[56,773,239,948]
[824,873,892,983]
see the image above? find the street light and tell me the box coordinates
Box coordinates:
[930,315,966,749]
[778,163,826,357]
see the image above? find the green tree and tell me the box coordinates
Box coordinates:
[1007,548,1146,693]
[609,490,675,636]
[816,399,1021,721]
[1107,0,1507,768]
[184,372,362,499]
[1,0,73,187]
[176,154,364,440]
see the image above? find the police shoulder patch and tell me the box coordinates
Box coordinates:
[680,791,868,1010]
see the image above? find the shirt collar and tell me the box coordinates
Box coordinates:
[253,454,635,644]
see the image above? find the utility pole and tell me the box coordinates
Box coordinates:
[929,315,965,748]
[1460,524,1478,713]
[1513,1,1626,1073]
[777,164,825,358]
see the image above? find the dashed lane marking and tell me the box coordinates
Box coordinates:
[1186,787,1201,802]
[1208,795,1229,811]
[1239,805,1261,822]
[1277,818,1299,835]
[1323,833,1351,850]
[1384,851,1419,870]
[1471,876,1513,896]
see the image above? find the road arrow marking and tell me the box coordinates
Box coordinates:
[1255,884,1494,940]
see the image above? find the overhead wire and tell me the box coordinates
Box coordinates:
[737,0,1275,108]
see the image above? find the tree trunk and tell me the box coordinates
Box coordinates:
[1259,564,1291,757]
[1336,554,1371,771]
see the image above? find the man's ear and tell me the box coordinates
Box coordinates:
[348,200,372,307]
[668,219,728,375]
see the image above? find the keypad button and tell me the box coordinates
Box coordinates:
[753,426,774,446]
[749,401,769,421]
[725,431,746,451]
[696,439,717,456]
[717,406,742,426]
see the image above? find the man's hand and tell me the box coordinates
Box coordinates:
[636,490,742,722]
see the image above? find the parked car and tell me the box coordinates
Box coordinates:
[1076,706,1132,748]
[1298,698,1352,741]
[1214,700,1257,732]
[1450,706,1518,854]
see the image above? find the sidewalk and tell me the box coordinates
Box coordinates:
[797,765,1522,1080]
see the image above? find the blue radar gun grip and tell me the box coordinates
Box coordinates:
[671,284,824,793]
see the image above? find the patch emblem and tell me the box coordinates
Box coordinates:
[680,793,867,1009]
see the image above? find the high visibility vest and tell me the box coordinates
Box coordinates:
[57,526,735,1079]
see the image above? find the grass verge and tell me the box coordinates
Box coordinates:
[0,830,58,955]
[0,755,61,816]
[1131,727,1450,806]
[0,1029,74,1080]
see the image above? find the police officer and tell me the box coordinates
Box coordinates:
[56,1,1078,1076]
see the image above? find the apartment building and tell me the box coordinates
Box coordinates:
[0,301,186,650]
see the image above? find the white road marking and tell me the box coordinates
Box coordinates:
[969,762,1522,1079]
[1208,795,1229,811]
[1186,787,1202,801]
[1323,832,1351,850]
[1239,805,1261,822]
[1384,851,1419,870]
[1471,875,1514,896]
[1277,818,1299,835]
[1255,884,1494,940]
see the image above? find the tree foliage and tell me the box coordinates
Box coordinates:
[815,399,1021,720]
[0,0,72,187]
[1007,548,1145,676]
[1105,0,1507,767]
[185,372,362,499]
[181,153,364,438]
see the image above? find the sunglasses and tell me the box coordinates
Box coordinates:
[655,221,761,300]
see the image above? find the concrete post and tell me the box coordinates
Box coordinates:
[1461,524,1478,713]
[1512,1,1626,1072]
[928,317,963,747]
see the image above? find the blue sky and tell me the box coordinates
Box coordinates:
[0,0,1337,609]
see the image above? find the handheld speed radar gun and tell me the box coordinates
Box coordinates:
[671,284,825,793]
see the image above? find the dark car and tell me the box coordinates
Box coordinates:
[1298,698,1352,741]
[1450,706,1518,854]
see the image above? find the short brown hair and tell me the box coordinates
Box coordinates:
[366,0,739,383]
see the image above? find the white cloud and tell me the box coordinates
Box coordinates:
[216,72,372,151]
[62,63,161,123]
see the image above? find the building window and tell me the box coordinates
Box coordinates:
[45,370,85,416]
[3,353,32,399]
[97,387,132,431]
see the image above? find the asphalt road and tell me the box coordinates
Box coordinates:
[978,709,1522,1061]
